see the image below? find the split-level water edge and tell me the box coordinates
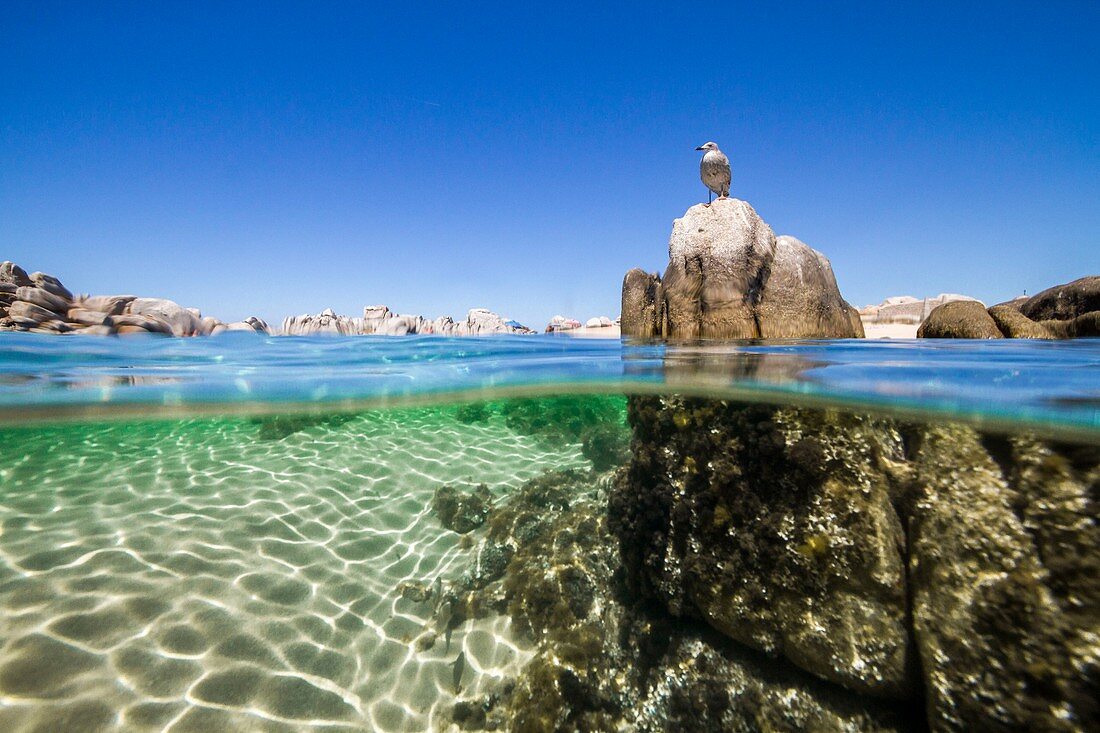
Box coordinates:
[0,333,1097,732]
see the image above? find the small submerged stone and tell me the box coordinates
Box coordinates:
[432,483,493,533]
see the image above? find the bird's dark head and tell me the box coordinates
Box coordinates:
[695,142,720,152]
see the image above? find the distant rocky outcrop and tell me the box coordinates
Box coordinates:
[860,293,981,325]
[281,305,532,336]
[919,276,1099,339]
[0,261,269,336]
[622,199,863,339]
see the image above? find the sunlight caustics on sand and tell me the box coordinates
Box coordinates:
[0,406,594,732]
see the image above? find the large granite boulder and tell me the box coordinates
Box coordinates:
[0,262,32,287]
[987,304,1056,338]
[127,298,203,336]
[917,301,1003,338]
[282,308,361,336]
[222,316,270,334]
[621,199,862,339]
[662,199,776,338]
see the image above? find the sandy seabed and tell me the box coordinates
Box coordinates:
[0,407,591,732]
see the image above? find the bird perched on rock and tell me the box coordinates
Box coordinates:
[696,141,730,205]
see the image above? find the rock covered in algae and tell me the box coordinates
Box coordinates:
[432,484,494,534]
[611,392,1099,731]
[447,466,912,733]
[908,425,1100,732]
[609,397,915,699]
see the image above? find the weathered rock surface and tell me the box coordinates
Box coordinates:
[621,199,862,338]
[30,272,73,301]
[0,261,269,337]
[223,316,270,333]
[917,300,1003,338]
[0,262,32,287]
[1019,276,1100,322]
[920,276,1099,339]
[759,235,867,338]
[127,298,203,337]
[987,304,1055,338]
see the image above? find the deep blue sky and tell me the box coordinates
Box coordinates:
[2,2,1098,327]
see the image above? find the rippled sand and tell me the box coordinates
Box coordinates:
[0,404,594,731]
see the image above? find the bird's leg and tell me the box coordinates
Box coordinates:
[705,190,713,207]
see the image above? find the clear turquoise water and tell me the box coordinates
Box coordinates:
[0,333,1097,731]
[1,333,1098,439]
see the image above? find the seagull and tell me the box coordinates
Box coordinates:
[696,142,730,205]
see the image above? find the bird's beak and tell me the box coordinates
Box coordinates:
[695,146,705,151]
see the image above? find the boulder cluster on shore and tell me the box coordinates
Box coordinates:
[282,305,533,336]
[0,260,535,338]
[919,276,1100,339]
[0,261,269,336]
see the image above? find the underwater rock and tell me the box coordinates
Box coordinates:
[908,425,1100,732]
[251,412,355,440]
[432,484,493,534]
[500,395,628,445]
[613,393,1099,731]
[581,423,630,471]
[620,199,862,339]
[454,466,912,732]
[610,397,914,699]
[640,633,912,733]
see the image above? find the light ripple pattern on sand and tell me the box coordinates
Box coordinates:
[0,405,589,732]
